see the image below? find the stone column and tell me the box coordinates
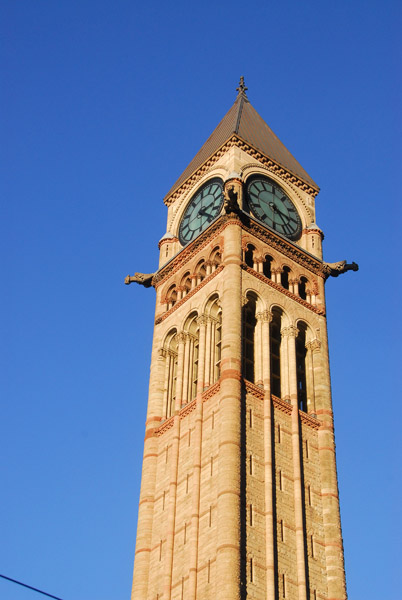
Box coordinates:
[131,339,166,599]
[188,315,208,599]
[283,325,308,600]
[204,317,213,387]
[261,310,276,599]
[216,216,242,599]
[163,332,186,600]
[314,322,347,599]
[255,313,263,386]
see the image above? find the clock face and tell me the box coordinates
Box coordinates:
[179,179,224,245]
[246,177,302,240]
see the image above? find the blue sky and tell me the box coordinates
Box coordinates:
[1,1,400,598]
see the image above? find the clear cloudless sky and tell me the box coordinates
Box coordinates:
[1,1,400,598]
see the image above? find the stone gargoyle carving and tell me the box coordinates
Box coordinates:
[322,260,359,279]
[223,185,240,214]
[124,272,155,287]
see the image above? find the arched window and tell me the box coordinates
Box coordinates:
[195,261,206,284]
[263,255,273,279]
[209,247,222,267]
[166,285,178,309]
[180,272,191,296]
[184,314,199,403]
[270,309,282,397]
[245,244,256,269]
[281,266,291,290]
[163,330,178,418]
[299,276,308,300]
[296,322,307,411]
[204,295,222,387]
[242,296,257,382]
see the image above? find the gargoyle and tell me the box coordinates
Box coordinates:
[124,272,155,288]
[322,260,359,279]
[223,185,240,214]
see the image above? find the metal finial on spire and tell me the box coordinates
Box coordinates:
[236,76,248,96]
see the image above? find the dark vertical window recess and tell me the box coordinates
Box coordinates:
[281,266,291,290]
[270,309,282,397]
[242,296,257,382]
[245,244,255,268]
[263,255,273,279]
[299,276,308,300]
[296,323,307,411]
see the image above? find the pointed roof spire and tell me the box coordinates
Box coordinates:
[164,82,319,203]
[236,76,248,98]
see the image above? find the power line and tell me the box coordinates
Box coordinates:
[0,574,64,600]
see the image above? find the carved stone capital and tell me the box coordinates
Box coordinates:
[306,339,321,352]
[197,315,209,326]
[177,332,188,345]
[256,310,272,323]
[281,325,298,338]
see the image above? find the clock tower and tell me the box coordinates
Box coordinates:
[127,78,356,600]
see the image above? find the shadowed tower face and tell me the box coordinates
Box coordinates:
[129,79,351,600]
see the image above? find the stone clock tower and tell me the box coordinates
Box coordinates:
[127,79,357,600]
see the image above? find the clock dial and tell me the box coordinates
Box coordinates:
[179,179,224,245]
[246,177,302,240]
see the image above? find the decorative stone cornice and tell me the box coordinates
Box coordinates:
[244,380,264,400]
[164,135,319,207]
[180,399,196,419]
[299,411,321,430]
[243,219,324,277]
[153,217,235,288]
[158,236,179,249]
[202,381,221,402]
[272,395,292,415]
[155,416,174,437]
[155,265,224,325]
[243,265,325,316]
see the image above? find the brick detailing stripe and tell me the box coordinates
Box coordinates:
[220,369,242,381]
[217,543,240,552]
[217,489,241,499]
[135,547,151,555]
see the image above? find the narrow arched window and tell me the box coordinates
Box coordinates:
[166,285,178,309]
[195,261,206,284]
[243,296,257,382]
[296,323,307,411]
[299,276,308,300]
[281,266,291,290]
[263,255,273,279]
[163,330,178,418]
[185,314,199,402]
[245,245,255,269]
[270,309,282,397]
[209,246,222,267]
